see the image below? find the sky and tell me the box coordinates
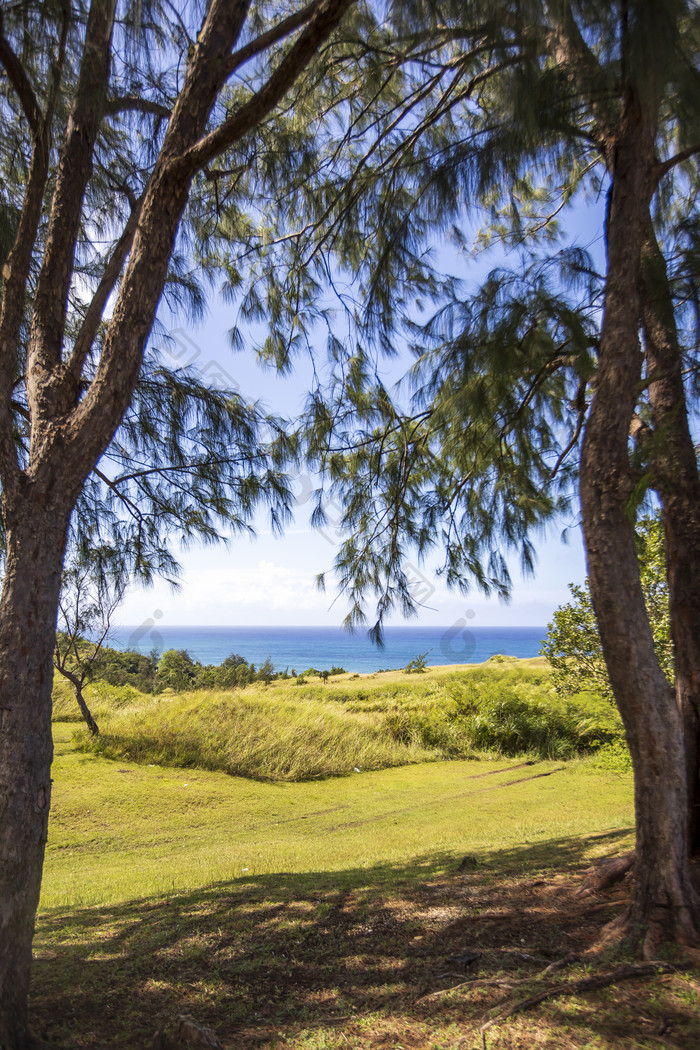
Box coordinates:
[116,307,590,631]
[116,501,588,629]
[116,189,607,631]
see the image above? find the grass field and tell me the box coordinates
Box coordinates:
[43,721,633,910]
[31,662,699,1050]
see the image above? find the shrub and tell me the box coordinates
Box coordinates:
[542,515,673,701]
[89,647,158,692]
[404,651,431,674]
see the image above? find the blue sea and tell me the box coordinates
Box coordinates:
[109,623,546,674]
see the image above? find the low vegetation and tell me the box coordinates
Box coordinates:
[44,717,634,910]
[34,659,695,1050]
[35,685,696,1050]
[74,688,435,781]
[67,657,628,781]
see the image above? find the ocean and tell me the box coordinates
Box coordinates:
[108,623,546,674]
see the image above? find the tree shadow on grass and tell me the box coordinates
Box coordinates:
[32,826,699,1050]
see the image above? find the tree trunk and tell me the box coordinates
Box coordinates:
[579,97,700,954]
[57,667,100,736]
[641,224,700,852]
[0,499,69,1050]
[71,681,99,737]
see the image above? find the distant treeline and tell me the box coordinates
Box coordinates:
[90,645,346,693]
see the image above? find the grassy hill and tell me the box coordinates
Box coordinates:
[32,659,694,1050]
[58,657,628,782]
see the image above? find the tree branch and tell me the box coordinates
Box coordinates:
[224,0,325,78]
[64,0,353,494]
[551,379,587,478]
[176,0,354,175]
[0,15,42,135]
[93,467,146,523]
[0,139,51,492]
[104,95,172,119]
[26,0,117,422]
[44,0,71,128]
[68,192,146,383]
[544,1,615,155]
[657,141,700,179]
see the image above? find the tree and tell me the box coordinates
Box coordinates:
[236,0,700,952]
[156,649,199,692]
[53,552,127,735]
[543,517,673,703]
[257,656,277,686]
[0,1,358,1044]
[215,653,255,689]
[91,645,158,692]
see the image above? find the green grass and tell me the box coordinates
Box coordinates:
[34,666,671,1050]
[33,664,694,1050]
[72,688,438,781]
[43,720,633,911]
[67,658,626,781]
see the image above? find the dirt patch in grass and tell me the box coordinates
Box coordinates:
[31,836,699,1050]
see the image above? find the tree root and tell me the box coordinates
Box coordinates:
[575,851,635,897]
[476,961,674,1046]
[588,898,700,962]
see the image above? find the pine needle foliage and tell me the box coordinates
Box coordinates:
[217,0,700,645]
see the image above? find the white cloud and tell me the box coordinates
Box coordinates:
[117,558,332,625]
[189,560,323,611]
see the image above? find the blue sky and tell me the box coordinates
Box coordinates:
[117,307,590,630]
[117,189,606,630]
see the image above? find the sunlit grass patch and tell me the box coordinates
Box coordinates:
[73,688,438,780]
[67,659,626,781]
[43,721,633,911]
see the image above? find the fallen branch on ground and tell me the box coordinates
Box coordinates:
[416,954,580,1002]
[477,961,675,1044]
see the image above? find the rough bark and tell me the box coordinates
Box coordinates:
[641,224,700,852]
[579,92,700,954]
[0,3,355,1045]
[0,499,70,1050]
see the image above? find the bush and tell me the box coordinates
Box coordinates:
[380,665,623,761]
[404,651,431,674]
[590,739,632,773]
[89,647,158,693]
